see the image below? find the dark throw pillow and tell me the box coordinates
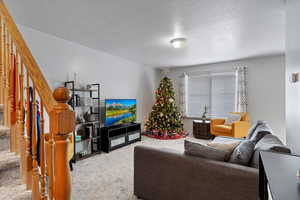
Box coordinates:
[229,140,256,166]
[249,122,272,143]
[246,120,266,140]
[184,140,228,161]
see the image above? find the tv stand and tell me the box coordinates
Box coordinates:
[101,123,141,153]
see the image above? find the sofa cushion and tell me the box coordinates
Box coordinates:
[249,134,291,168]
[207,141,241,161]
[249,122,272,143]
[246,120,266,140]
[184,140,229,161]
[224,113,242,125]
[214,125,232,134]
[229,140,256,166]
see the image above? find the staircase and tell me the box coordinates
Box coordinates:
[0,104,31,200]
[0,119,31,200]
[0,1,75,200]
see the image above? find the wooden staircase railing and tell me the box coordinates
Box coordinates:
[0,1,75,200]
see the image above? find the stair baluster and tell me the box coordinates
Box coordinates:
[40,101,47,200]
[15,51,20,155]
[31,87,40,200]
[10,35,17,153]
[3,23,8,127]
[25,71,32,189]
[0,16,3,106]
[8,33,15,151]
[5,26,9,128]
[19,59,26,182]
[47,109,54,200]
[2,26,5,118]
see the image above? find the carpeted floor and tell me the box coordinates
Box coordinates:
[71,135,209,200]
[0,132,208,200]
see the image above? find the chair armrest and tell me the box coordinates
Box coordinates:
[210,118,226,132]
[211,118,226,125]
[232,121,251,138]
[134,146,258,200]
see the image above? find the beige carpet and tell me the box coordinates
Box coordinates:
[0,132,208,200]
[71,135,209,200]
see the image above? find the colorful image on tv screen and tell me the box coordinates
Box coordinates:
[105,99,137,126]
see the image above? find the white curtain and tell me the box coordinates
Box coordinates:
[179,73,188,116]
[235,67,248,112]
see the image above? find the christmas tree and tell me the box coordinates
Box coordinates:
[145,76,184,137]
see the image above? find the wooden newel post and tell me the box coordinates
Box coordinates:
[50,87,75,200]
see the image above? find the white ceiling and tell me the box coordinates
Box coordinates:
[4,0,285,67]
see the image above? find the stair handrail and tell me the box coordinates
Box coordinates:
[0,0,57,113]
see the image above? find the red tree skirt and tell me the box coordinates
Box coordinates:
[143,130,189,140]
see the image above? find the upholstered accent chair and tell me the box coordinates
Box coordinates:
[210,112,251,138]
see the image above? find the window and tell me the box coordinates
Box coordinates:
[187,75,211,117]
[186,72,236,118]
[211,73,236,117]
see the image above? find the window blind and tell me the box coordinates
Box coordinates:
[211,74,236,118]
[187,75,211,117]
[186,72,236,118]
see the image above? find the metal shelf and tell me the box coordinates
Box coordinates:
[76,121,99,126]
[64,80,101,164]
[72,88,97,92]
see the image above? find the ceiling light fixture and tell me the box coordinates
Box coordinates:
[170,38,187,48]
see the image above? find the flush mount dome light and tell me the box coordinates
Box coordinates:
[170,38,187,48]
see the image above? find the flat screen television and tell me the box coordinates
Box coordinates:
[105,99,137,127]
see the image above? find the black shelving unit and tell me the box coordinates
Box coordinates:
[64,81,101,162]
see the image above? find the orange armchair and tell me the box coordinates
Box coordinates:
[210,112,251,138]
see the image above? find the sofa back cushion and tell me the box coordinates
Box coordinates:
[246,120,266,140]
[207,142,240,160]
[228,140,256,166]
[248,122,272,143]
[249,134,291,168]
[184,140,238,162]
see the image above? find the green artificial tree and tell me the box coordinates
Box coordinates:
[145,76,184,136]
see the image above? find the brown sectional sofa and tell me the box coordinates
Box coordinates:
[134,126,290,200]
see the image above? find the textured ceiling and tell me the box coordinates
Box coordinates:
[4,0,285,67]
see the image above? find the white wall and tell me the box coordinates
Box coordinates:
[165,55,286,142]
[286,0,300,154]
[18,24,286,143]
[18,25,159,128]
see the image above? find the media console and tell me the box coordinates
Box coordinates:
[101,123,141,153]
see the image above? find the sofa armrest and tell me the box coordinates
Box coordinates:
[134,145,258,200]
[232,121,251,138]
